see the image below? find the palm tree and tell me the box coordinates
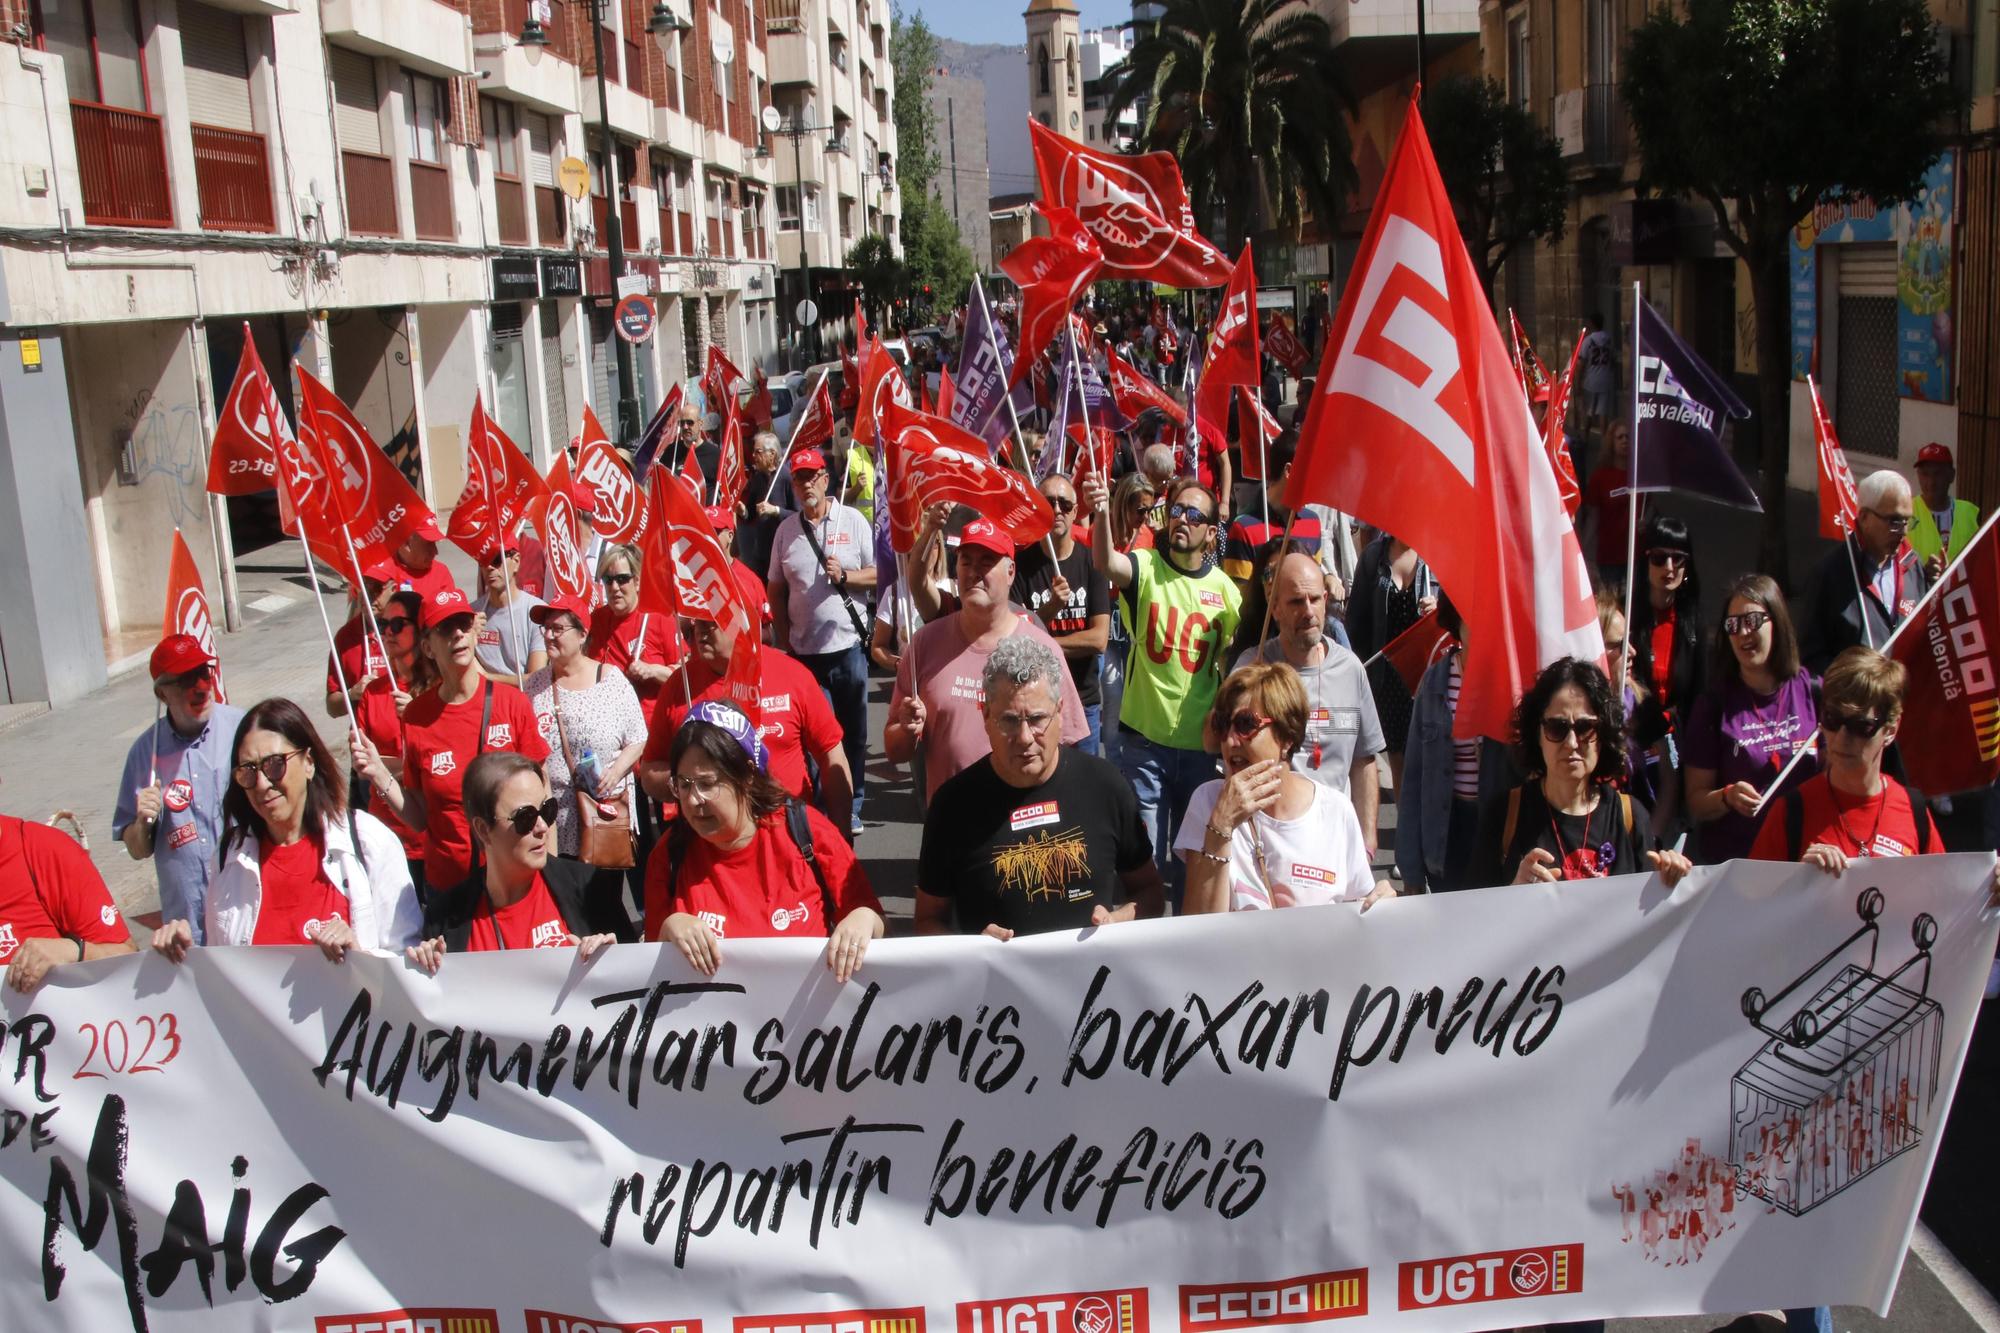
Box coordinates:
[1102,0,1358,260]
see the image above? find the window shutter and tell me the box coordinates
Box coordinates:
[527,112,555,186]
[181,2,255,132]
[330,47,383,154]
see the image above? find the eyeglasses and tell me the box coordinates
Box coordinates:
[1646,550,1688,569]
[233,749,305,788]
[1722,611,1772,636]
[381,616,414,635]
[1864,508,1912,532]
[670,773,728,803]
[1823,710,1887,740]
[600,572,635,587]
[1168,503,1214,526]
[1044,496,1077,513]
[167,664,216,689]
[1539,716,1600,745]
[504,798,561,835]
[1226,711,1274,740]
[994,710,1057,735]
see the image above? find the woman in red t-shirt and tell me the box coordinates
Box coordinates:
[586,543,682,720]
[350,591,429,879]
[644,703,883,982]
[1626,513,1705,836]
[151,698,420,961]
[405,752,626,969]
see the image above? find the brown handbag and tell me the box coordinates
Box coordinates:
[549,665,636,869]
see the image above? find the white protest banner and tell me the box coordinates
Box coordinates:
[2,856,1994,1333]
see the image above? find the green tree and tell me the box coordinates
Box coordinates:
[1622,0,1956,581]
[1102,0,1357,258]
[890,5,975,318]
[845,233,906,328]
[1424,75,1568,304]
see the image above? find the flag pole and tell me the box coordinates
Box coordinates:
[999,378,1063,565]
[340,532,398,692]
[1618,281,1642,698]
[1255,388,1269,530]
[763,370,829,504]
[1845,534,1877,650]
[294,514,352,707]
[1756,504,2000,808]
[1253,509,1301,652]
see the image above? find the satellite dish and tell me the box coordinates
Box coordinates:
[762,105,782,134]
[711,29,734,64]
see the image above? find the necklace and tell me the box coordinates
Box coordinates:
[1546,786,1615,879]
[1830,782,1890,854]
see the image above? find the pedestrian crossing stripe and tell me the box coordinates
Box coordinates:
[1310,1279,1363,1312]
[1552,1250,1572,1293]
[870,1318,918,1333]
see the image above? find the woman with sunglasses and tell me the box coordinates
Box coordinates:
[1625,513,1705,836]
[1179,664,1395,914]
[1471,659,1693,890]
[152,698,420,961]
[586,543,682,724]
[645,704,883,983]
[349,590,429,882]
[350,588,550,899]
[1109,474,1159,553]
[1684,576,1820,864]
[404,752,624,970]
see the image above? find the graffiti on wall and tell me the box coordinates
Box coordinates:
[116,389,207,529]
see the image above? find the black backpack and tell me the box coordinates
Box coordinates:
[660,798,837,926]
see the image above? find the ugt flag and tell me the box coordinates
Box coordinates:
[1288,95,1601,743]
[164,529,226,701]
[1629,299,1759,509]
[1889,512,2000,795]
[1028,118,1228,289]
[1808,375,1861,539]
[206,326,285,496]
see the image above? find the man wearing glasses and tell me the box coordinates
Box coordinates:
[112,635,245,943]
[1081,472,1242,904]
[1012,476,1112,754]
[1800,469,1929,675]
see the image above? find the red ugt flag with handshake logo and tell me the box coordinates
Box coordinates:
[1890,513,2000,794]
[1028,119,1228,289]
[1289,97,1602,742]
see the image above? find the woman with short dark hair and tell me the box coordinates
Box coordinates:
[404,751,626,971]
[1470,659,1692,889]
[643,703,883,981]
[152,698,420,961]
[1625,511,1705,833]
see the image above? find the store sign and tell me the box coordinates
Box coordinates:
[491,257,541,301]
[540,257,583,299]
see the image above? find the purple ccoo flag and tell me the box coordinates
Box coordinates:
[952,280,1033,451]
[1629,298,1759,510]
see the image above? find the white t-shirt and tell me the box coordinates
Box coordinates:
[772,502,875,655]
[1175,778,1376,910]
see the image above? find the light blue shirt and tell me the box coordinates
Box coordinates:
[113,703,244,944]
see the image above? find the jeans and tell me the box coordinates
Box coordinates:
[1785,1308,1832,1332]
[799,644,869,826]
[1080,703,1102,757]
[1116,727,1218,910]
[1101,641,1127,764]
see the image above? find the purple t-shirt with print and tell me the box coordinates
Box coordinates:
[1683,669,1820,864]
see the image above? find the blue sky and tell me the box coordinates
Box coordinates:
[900,0,1136,45]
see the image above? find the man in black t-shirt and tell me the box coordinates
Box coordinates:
[1012,475,1112,754]
[915,636,1162,938]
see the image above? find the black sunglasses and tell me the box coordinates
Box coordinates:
[503,798,561,835]
[1168,502,1214,525]
[1540,716,1600,744]
[233,749,305,788]
[1044,496,1076,513]
[1721,611,1771,637]
[600,572,635,587]
[1823,711,1887,740]
[381,616,414,634]
[1646,549,1688,569]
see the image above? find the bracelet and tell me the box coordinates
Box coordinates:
[66,934,83,962]
[1194,847,1231,865]
[1205,822,1233,844]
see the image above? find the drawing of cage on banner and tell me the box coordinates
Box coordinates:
[1729,888,1943,1216]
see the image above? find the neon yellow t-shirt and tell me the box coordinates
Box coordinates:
[1119,549,1241,750]
[844,447,876,522]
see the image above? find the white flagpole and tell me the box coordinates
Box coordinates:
[764,369,830,504]
[1256,390,1270,530]
[295,513,351,707]
[1618,281,1642,698]
[340,531,397,691]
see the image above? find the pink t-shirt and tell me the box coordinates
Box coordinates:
[891,612,1089,802]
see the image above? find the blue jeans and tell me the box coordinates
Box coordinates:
[1101,642,1127,763]
[1116,727,1217,910]
[1785,1308,1832,1332]
[1080,703,1102,756]
[799,644,869,826]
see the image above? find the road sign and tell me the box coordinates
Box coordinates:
[557,156,590,201]
[614,294,657,344]
[795,298,819,327]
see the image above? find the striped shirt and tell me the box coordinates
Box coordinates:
[1446,654,1481,799]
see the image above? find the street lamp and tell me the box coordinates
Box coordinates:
[760,108,844,371]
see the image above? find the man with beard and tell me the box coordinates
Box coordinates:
[1081,473,1240,903]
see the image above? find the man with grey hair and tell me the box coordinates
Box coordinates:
[1801,467,1929,674]
[914,633,1162,938]
[1140,443,1179,492]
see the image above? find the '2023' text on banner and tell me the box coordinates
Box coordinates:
[2,855,1995,1333]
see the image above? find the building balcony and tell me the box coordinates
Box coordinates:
[72,102,174,228]
[775,227,836,271]
[322,0,473,77]
[475,47,581,115]
[591,195,642,249]
[767,26,818,86]
[191,123,275,233]
[199,0,297,13]
[653,104,702,158]
[584,74,655,142]
[1327,0,1478,42]
[534,183,566,246]
[409,160,454,240]
[766,0,805,31]
[496,175,530,245]
[1581,81,1628,173]
[342,149,398,237]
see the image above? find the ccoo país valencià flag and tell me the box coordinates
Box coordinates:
[882,400,1055,553]
[1888,512,2000,795]
[164,528,226,701]
[205,326,286,496]
[1629,299,1759,510]
[1288,95,1601,742]
[1808,375,1861,540]
[1029,119,1229,289]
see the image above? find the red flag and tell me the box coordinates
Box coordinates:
[703,345,746,425]
[1289,96,1601,742]
[206,327,284,496]
[1028,118,1229,288]
[882,400,1055,552]
[292,367,439,570]
[678,436,707,495]
[576,407,647,543]
[747,370,774,428]
[1543,333,1584,518]
[1809,376,1861,540]
[164,529,226,701]
[1066,422,1117,487]
[448,396,550,560]
[1194,244,1261,445]
[1380,608,1457,697]
[528,454,593,605]
[1509,310,1552,396]
[839,346,861,411]
[646,470,762,720]
[1106,345,1189,428]
[1265,313,1310,377]
[999,204,1105,381]
[853,334,911,448]
[634,469,683,619]
[788,374,837,455]
[853,297,869,348]
[715,410,745,509]
[1891,514,2000,793]
[936,365,957,421]
[1236,389,1281,483]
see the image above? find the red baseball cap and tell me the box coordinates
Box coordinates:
[704,504,738,531]
[957,517,1015,558]
[150,634,215,681]
[408,516,445,543]
[478,534,522,564]
[1917,442,1953,467]
[731,560,772,625]
[360,558,400,584]
[529,595,593,628]
[790,447,827,475]
[418,587,476,631]
[569,478,598,511]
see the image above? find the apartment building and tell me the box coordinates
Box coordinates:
[0,0,895,707]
